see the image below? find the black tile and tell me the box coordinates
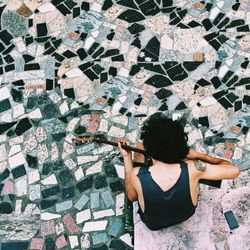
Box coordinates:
[139,0,160,15]
[76,176,93,192]
[0,169,10,182]
[167,64,188,81]
[138,63,165,74]
[58,169,74,185]
[101,49,120,58]
[202,18,213,31]
[237,25,250,32]
[118,9,145,22]
[241,60,249,69]
[0,42,4,52]
[155,88,172,99]
[92,64,105,75]
[162,0,173,7]
[11,88,23,102]
[212,13,225,25]
[175,101,187,110]
[183,62,202,71]
[217,34,228,44]
[145,36,160,57]
[119,107,127,114]
[232,3,240,11]
[52,52,65,62]
[188,20,201,28]
[14,118,33,136]
[12,165,26,179]
[40,199,58,209]
[80,32,88,41]
[77,48,88,60]
[23,54,35,63]
[221,71,234,83]
[26,155,38,168]
[84,68,99,80]
[209,39,221,50]
[117,0,138,10]
[5,64,15,72]
[131,37,141,48]
[109,67,117,76]
[63,50,77,58]
[213,90,227,99]
[92,47,104,58]
[100,72,108,83]
[217,17,230,29]
[94,175,108,189]
[215,61,222,69]
[42,162,53,175]
[37,23,48,37]
[42,103,59,119]
[243,95,250,105]
[62,186,75,199]
[197,79,211,87]
[110,180,124,192]
[57,3,71,15]
[64,88,75,99]
[81,2,90,11]
[87,42,100,55]
[204,32,218,41]
[111,54,124,61]
[73,7,80,18]
[159,102,168,111]
[226,93,238,103]
[24,63,40,71]
[25,36,33,46]
[218,97,233,109]
[51,0,62,6]
[64,0,77,9]
[199,116,209,127]
[0,29,13,45]
[4,55,14,64]
[44,46,56,55]
[205,3,213,11]
[236,77,250,86]
[1,242,29,250]
[226,19,245,28]
[107,31,115,40]
[128,23,145,34]
[234,101,242,112]
[52,39,62,48]
[42,185,60,198]
[46,79,54,90]
[162,7,176,13]
[0,99,11,113]
[145,74,172,88]
[226,75,238,87]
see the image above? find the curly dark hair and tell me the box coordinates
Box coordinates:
[140,112,189,164]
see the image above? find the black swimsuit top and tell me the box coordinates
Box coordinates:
[137,161,196,230]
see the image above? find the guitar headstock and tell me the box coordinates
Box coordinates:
[72,137,94,143]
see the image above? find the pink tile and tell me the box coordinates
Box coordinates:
[1,180,14,195]
[56,235,68,249]
[223,150,233,159]
[30,238,44,250]
[86,121,99,134]
[63,214,79,234]
[41,220,55,236]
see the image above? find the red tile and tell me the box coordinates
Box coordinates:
[41,220,55,236]
[55,235,68,249]
[1,180,14,195]
[63,214,79,234]
[86,121,99,134]
[30,238,44,250]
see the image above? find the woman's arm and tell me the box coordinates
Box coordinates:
[187,149,240,180]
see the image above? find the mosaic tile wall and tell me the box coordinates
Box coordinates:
[0,0,250,249]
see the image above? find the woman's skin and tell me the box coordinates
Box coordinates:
[118,141,240,213]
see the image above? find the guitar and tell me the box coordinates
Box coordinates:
[72,137,222,188]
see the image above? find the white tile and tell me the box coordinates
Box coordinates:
[93,145,113,155]
[65,68,83,78]
[8,152,26,169]
[38,2,56,12]
[93,209,115,219]
[118,68,129,77]
[77,156,98,165]
[65,158,77,170]
[13,104,25,118]
[0,144,7,161]
[59,102,69,115]
[74,167,84,181]
[161,34,173,49]
[28,108,43,119]
[80,234,90,249]
[66,118,80,132]
[28,169,40,184]
[41,174,57,185]
[114,164,124,179]
[91,2,102,12]
[116,193,125,216]
[55,222,65,235]
[85,161,102,175]
[218,65,229,78]
[98,119,109,132]
[210,7,220,20]
[82,220,108,232]
[41,212,61,220]
[0,86,10,101]
[108,126,125,138]
[69,235,79,249]
[120,233,133,248]
[29,184,41,201]
[76,209,91,224]
[16,177,27,196]
[84,36,95,50]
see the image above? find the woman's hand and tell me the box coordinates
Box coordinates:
[118,140,132,159]
[186,149,199,159]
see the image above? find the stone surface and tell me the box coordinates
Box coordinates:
[0,0,249,249]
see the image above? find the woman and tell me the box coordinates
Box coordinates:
[118,112,240,231]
